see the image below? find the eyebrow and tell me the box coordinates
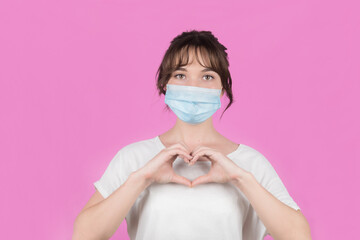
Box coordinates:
[175,67,216,72]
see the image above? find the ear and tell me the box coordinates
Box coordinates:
[164,82,170,92]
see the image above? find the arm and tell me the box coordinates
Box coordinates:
[234,172,312,240]
[73,171,150,240]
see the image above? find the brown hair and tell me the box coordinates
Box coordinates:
[155,30,234,119]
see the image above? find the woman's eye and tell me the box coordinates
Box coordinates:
[174,74,185,79]
[203,75,214,80]
[173,74,214,80]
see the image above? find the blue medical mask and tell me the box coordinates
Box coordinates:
[164,84,222,125]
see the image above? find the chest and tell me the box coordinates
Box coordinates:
[131,157,250,224]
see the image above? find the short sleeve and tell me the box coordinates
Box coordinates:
[243,154,301,238]
[93,148,131,199]
[264,176,301,211]
[257,155,301,212]
[261,169,301,236]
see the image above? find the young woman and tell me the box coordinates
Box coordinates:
[73,30,311,240]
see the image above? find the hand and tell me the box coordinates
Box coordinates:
[139,142,194,187]
[189,145,250,187]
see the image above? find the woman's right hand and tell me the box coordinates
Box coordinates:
[137,142,194,188]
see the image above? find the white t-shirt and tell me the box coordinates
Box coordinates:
[94,135,300,240]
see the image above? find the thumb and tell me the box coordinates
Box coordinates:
[191,174,211,187]
[170,174,192,188]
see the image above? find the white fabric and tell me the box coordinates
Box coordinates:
[94,136,300,240]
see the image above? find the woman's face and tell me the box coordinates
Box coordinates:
[166,49,224,97]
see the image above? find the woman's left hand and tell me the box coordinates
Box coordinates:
[189,145,250,187]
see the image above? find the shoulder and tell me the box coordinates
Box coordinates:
[233,143,279,182]
[234,143,269,166]
[112,136,161,169]
[119,136,159,155]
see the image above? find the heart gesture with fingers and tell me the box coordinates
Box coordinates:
[189,145,250,188]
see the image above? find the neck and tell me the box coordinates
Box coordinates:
[161,117,220,150]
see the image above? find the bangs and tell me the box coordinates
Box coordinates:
[169,45,221,73]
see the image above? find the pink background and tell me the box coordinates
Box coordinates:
[0,0,358,239]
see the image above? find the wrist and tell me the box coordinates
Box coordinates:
[130,169,154,188]
[232,170,254,191]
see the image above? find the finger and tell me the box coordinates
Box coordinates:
[196,158,211,161]
[165,142,196,163]
[178,153,193,163]
[191,174,211,187]
[168,142,192,155]
[190,148,216,165]
[190,147,212,160]
[190,145,205,157]
[180,156,191,163]
[189,150,210,165]
[166,148,193,163]
[170,174,192,187]
[177,141,192,154]
[189,154,200,166]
